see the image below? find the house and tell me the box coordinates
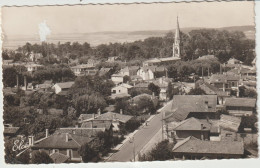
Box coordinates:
[219,114,241,132]
[25,63,43,72]
[52,81,75,94]
[224,98,256,116]
[196,55,218,61]
[227,58,242,65]
[252,57,256,66]
[30,131,94,163]
[172,136,244,159]
[197,81,229,104]
[29,52,43,62]
[209,73,240,97]
[81,112,133,132]
[4,124,20,137]
[70,64,98,76]
[36,80,53,92]
[111,83,133,95]
[170,117,211,141]
[107,56,120,62]
[120,66,139,76]
[137,67,154,80]
[54,127,106,138]
[111,73,124,85]
[163,95,218,122]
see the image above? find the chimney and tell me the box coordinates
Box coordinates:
[28,136,34,146]
[113,114,116,120]
[75,124,78,128]
[65,133,69,142]
[92,113,95,119]
[97,108,101,116]
[120,109,123,115]
[90,121,93,128]
[201,124,204,140]
[45,129,49,138]
[24,75,27,90]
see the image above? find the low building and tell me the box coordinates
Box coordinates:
[98,67,112,76]
[225,98,256,116]
[4,124,20,137]
[70,64,97,76]
[137,67,154,80]
[172,136,244,159]
[111,73,124,85]
[163,95,218,122]
[52,81,75,94]
[111,83,133,95]
[227,58,242,65]
[30,131,94,163]
[209,73,240,97]
[120,66,139,76]
[25,63,43,72]
[197,80,229,104]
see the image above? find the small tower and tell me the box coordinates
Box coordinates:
[173,16,181,58]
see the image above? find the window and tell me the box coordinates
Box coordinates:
[112,90,116,93]
[119,90,121,93]
[53,149,59,154]
[231,82,235,87]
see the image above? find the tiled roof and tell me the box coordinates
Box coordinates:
[112,83,133,89]
[219,114,241,132]
[225,98,256,107]
[172,117,211,131]
[78,114,94,121]
[50,152,69,163]
[81,120,113,130]
[199,81,229,97]
[134,82,149,88]
[4,127,20,135]
[140,66,166,73]
[55,82,75,89]
[163,95,217,121]
[33,133,93,149]
[54,127,105,137]
[172,136,244,155]
[95,112,133,123]
[71,64,94,69]
[210,74,240,83]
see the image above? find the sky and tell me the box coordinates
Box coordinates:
[2,1,255,37]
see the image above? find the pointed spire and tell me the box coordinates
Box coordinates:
[175,16,180,41]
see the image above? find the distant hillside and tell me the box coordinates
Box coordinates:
[3,25,255,49]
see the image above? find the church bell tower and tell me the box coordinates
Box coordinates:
[173,16,181,58]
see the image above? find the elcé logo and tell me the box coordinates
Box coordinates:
[12,137,29,152]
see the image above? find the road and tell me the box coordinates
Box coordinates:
[107,112,163,162]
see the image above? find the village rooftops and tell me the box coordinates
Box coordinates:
[71,64,95,69]
[198,81,229,97]
[32,133,94,149]
[225,97,256,108]
[172,117,211,131]
[219,114,241,132]
[93,112,133,124]
[210,74,240,83]
[163,95,217,121]
[81,120,113,130]
[55,81,75,89]
[172,136,244,155]
[54,127,105,137]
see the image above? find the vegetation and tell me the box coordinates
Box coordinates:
[188,87,206,95]
[31,151,54,164]
[139,140,175,161]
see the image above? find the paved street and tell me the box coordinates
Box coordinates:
[107,112,163,162]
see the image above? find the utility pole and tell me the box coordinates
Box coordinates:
[162,110,164,140]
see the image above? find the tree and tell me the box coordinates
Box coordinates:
[123,75,131,83]
[31,151,54,164]
[167,82,173,100]
[188,87,206,95]
[139,140,175,161]
[79,143,100,162]
[148,83,160,96]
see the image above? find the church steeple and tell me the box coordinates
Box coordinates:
[173,16,181,58]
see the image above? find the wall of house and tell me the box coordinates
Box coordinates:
[53,85,62,94]
[112,86,128,94]
[111,76,124,83]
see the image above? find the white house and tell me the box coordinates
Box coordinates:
[111,83,133,95]
[137,67,154,80]
[52,81,75,94]
[25,63,43,72]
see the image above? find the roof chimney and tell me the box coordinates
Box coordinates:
[65,133,69,142]
[120,109,123,115]
[28,136,34,146]
[45,129,49,138]
[201,124,204,140]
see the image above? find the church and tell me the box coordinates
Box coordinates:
[143,16,181,67]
